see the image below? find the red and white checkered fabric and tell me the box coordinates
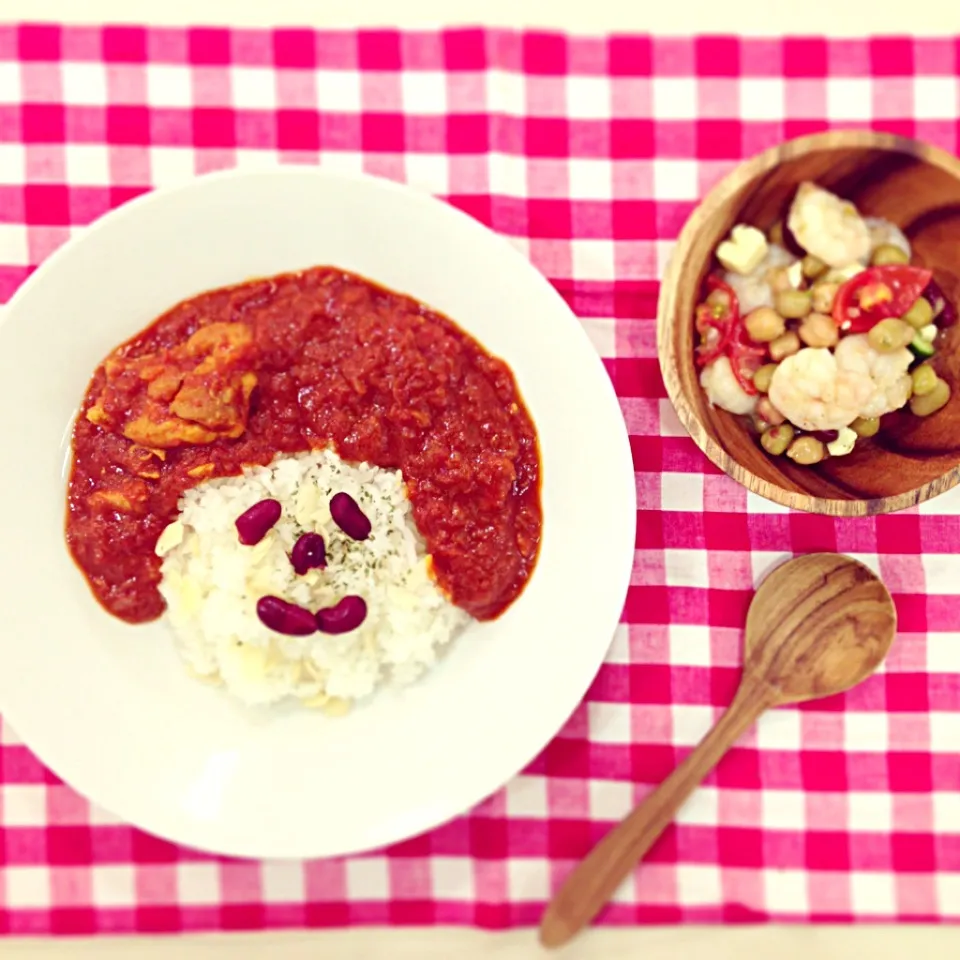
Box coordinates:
[2,22,960,934]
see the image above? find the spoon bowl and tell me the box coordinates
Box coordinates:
[539,553,896,949]
[744,553,896,703]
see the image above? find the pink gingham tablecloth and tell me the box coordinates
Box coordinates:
[2,22,960,934]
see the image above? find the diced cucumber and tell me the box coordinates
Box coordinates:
[910,331,936,359]
[918,323,938,343]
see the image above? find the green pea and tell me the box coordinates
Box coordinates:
[850,416,880,438]
[870,244,910,267]
[909,377,950,417]
[911,364,938,397]
[761,424,795,456]
[902,296,934,331]
[867,317,913,353]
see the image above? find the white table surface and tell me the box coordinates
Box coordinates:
[2,0,960,957]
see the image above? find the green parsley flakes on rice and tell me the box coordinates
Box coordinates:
[155,449,471,714]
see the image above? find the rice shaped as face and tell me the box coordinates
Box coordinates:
[156,450,472,712]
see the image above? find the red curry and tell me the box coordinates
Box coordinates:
[66,267,542,624]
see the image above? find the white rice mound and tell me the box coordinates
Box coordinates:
[156,449,471,713]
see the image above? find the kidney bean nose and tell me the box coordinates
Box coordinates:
[256,596,317,636]
[330,492,371,541]
[236,498,282,545]
[291,532,326,575]
[812,429,840,444]
[316,595,367,635]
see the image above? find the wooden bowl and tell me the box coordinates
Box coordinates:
[658,130,960,516]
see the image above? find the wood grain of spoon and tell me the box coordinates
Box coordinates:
[539,553,896,949]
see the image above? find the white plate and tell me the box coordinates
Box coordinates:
[0,168,635,859]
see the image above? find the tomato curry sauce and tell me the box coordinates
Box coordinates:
[66,267,542,624]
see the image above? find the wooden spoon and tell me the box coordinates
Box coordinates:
[539,553,896,949]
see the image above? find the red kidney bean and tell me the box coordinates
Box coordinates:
[923,279,957,326]
[256,595,318,636]
[236,498,282,545]
[316,595,367,635]
[291,532,326,575]
[330,492,371,541]
[812,429,840,443]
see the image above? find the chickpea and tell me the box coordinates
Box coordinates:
[909,377,950,417]
[798,312,839,348]
[871,243,910,267]
[902,296,934,331]
[767,266,795,295]
[756,397,786,426]
[768,220,785,246]
[769,330,801,362]
[760,423,795,456]
[775,288,812,320]
[850,416,880,438]
[786,435,825,465]
[811,281,840,315]
[752,363,778,394]
[911,363,938,397]
[801,254,827,279]
[867,317,914,353]
[744,307,786,343]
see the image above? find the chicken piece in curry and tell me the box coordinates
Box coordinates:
[86,322,258,449]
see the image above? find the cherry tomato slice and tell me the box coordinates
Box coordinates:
[694,277,765,394]
[729,347,765,396]
[695,277,740,367]
[832,265,933,334]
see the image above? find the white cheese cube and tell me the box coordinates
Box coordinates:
[824,262,864,284]
[716,224,768,276]
[827,426,857,457]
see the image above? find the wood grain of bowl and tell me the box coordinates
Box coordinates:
[657,130,960,516]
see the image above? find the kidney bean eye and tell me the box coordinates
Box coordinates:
[236,499,282,545]
[330,492,371,541]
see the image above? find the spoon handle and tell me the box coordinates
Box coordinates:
[539,680,774,949]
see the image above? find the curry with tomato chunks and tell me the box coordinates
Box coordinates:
[66,267,542,624]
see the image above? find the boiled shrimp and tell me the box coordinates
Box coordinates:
[768,347,874,432]
[699,355,757,416]
[833,334,912,419]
